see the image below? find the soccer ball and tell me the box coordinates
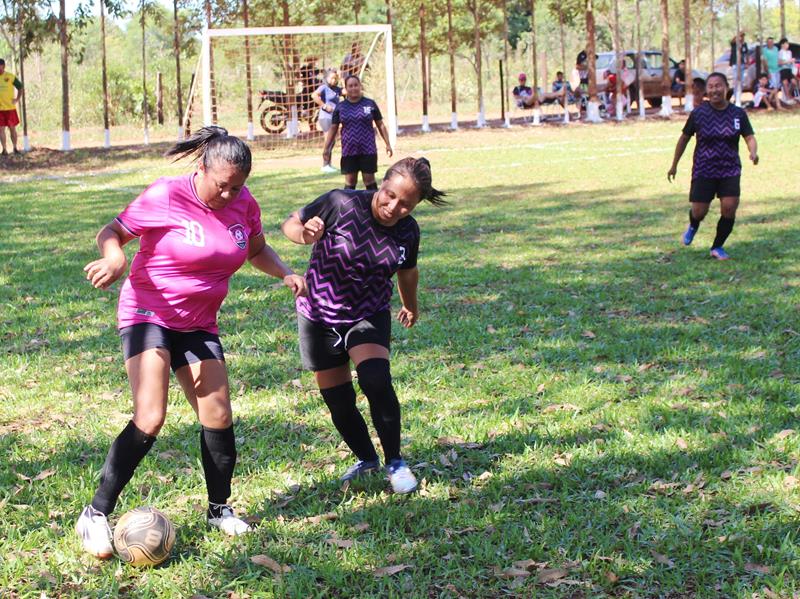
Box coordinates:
[113,507,175,566]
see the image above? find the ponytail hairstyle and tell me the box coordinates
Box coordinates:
[383,157,447,206]
[165,126,252,176]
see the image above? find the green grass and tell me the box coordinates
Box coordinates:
[2,114,800,598]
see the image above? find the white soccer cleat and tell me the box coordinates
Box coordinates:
[386,459,418,494]
[75,505,114,559]
[208,505,252,536]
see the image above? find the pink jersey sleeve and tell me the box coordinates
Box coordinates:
[116,179,171,237]
[245,189,263,238]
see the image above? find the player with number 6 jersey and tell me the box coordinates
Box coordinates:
[76,126,307,559]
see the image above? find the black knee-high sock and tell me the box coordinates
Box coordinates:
[356,359,401,462]
[200,425,237,510]
[344,184,356,190]
[320,383,379,462]
[712,216,735,249]
[689,209,703,230]
[365,182,378,191]
[91,420,156,515]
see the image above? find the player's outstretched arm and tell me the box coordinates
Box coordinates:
[744,135,759,165]
[247,233,307,298]
[396,267,419,328]
[376,120,393,157]
[282,212,325,245]
[83,220,133,290]
[667,134,691,181]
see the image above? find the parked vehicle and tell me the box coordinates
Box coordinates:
[595,51,707,107]
[714,41,800,93]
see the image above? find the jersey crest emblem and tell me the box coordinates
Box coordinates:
[228,223,247,249]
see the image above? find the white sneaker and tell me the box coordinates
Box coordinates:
[321,164,339,174]
[75,505,114,558]
[386,459,418,494]
[208,505,252,536]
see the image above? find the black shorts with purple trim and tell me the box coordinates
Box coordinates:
[297,310,391,372]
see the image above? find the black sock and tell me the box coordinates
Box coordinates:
[344,184,356,190]
[91,420,156,515]
[712,216,735,249]
[365,182,378,191]
[200,425,237,509]
[320,383,379,462]
[689,209,702,230]
[356,359,401,463]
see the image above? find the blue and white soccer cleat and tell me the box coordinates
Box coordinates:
[208,504,252,536]
[340,459,381,483]
[682,226,697,246]
[710,247,731,260]
[386,458,418,494]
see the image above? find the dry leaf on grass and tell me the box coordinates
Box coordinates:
[650,551,675,567]
[605,571,619,583]
[537,568,569,583]
[326,538,354,549]
[720,470,733,480]
[744,563,771,574]
[774,429,795,440]
[675,437,689,450]
[497,566,531,578]
[581,330,596,339]
[352,522,370,532]
[372,564,412,577]
[543,403,581,413]
[594,490,607,499]
[250,554,291,574]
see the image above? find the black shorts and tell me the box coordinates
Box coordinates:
[340,153,378,175]
[298,311,391,372]
[120,323,225,372]
[780,69,794,82]
[689,176,741,203]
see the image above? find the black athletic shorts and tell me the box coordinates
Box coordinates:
[780,69,794,82]
[340,153,378,175]
[120,322,225,372]
[689,176,741,203]
[298,310,391,372]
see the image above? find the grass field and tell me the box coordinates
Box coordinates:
[2,114,800,598]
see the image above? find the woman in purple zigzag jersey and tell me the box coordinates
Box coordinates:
[668,72,759,261]
[282,157,446,494]
[322,74,393,192]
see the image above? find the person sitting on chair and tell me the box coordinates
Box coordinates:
[512,73,534,108]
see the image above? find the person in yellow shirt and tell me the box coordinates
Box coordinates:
[0,58,24,155]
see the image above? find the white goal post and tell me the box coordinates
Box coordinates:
[195,24,397,150]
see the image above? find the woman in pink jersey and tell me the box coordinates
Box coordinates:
[75,126,307,559]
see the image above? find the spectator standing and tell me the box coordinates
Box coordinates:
[778,39,797,104]
[761,37,780,90]
[313,69,343,174]
[0,58,23,155]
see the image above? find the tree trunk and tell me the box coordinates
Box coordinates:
[243,0,254,139]
[530,0,539,107]
[59,0,70,150]
[636,0,645,117]
[18,31,29,150]
[734,0,742,105]
[446,0,457,127]
[710,0,715,72]
[142,2,149,143]
[558,5,566,75]
[472,0,485,125]
[206,0,217,123]
[779,0,785,39]
[100,0,110,144]
[420,3,429,130]
[613,0,624,119]
[157,72,164,124]
[173,0,183,136]
[658,0,672,115]
[502,0,510,125]
[586,0,600,121]
[683,0,693,110]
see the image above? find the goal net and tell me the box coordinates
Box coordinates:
[187,24,396,152]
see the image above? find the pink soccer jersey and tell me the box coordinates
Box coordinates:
[115,173,263,334]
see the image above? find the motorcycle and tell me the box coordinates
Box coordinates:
[257,75,320,135]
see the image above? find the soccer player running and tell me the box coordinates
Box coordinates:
[76,126,307,558]
[668,72,759,260]
[322,74,393,191]
[282,157,446,494]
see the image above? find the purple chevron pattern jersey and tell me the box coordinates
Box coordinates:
[682,102,754,179]
[296,189,420,325]
[331,97,383,157]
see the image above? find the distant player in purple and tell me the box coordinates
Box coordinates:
[282,157,446,494]
[76,127,306,559]
[668,72,758,260]
[322,74,393,191]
